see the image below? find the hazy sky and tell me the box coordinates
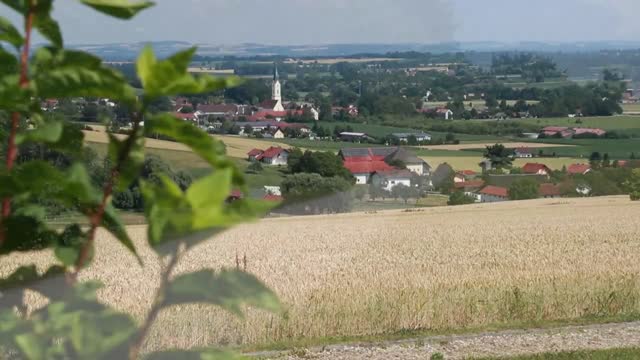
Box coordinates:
[3,0,640,44]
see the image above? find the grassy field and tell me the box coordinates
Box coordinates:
[526,138,640,160]
[505,115,640,132]
[622,103,640,113]
[4,196,640,352]
[475,348,640,360]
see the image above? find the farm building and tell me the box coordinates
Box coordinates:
[568,164,592,175]
[454,170,478,183]
[454,180,485,202]
[384,147,431,176]
[391,132,432,143]
[340,132,375,142]
[514,147,534,158]
[436,108,454,120]
[432,163,455,188]
[343,161,394,185]
[247,146,289,166]
[522,163,552,176]
[479,185,509,203]
[371,169,413,191]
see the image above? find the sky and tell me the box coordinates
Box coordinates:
[3,0,640,45]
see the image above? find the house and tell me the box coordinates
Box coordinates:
[343,161,395,185]
[271,128,285,139]
[174,112,198,122]
[454,170,477,183]
[384,147,431,176]
[436,108,454,120]
[247,149,264,162]
[522,163,552,176]
[541,126,573,138]
[514,147,534,158]
[339,132,374,142]
[567,163,592,175]
[391,132,432,143]
[195,104,239,119]
[539,183,561,199]
[573,128,607,137]
[249,146,289,165]
[432,163,455,188]
[332,105,359,118]
[454,180,485,202]
[479,185,509,203]
[371,169,413,191]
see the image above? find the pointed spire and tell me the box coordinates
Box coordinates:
[273,62,279,81]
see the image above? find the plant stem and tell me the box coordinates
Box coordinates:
[72,119,142,277]
[129,251,181,360]
[0,2,35,246]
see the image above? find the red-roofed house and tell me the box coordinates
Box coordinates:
[479,185,509,203]
[573,128,607,137]
[567,164,592,175]
[522,163,552,176]
[541,126,573,138]
[455,180,485,202]
[247,149,264,161]
[344,161,395,185]
[256,146,289,166]
[454,170,478,183]
[539,183,561,198]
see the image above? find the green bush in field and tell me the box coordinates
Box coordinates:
[0,1,280,359]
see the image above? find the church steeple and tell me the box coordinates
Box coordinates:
[271,62,282,102]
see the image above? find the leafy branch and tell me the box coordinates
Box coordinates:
[0,1,282,358]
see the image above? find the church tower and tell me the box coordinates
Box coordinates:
[272,63,282,102]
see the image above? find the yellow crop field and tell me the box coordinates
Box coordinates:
[3,196,640,352]
[424,156,583,171]
[83,129,290,159]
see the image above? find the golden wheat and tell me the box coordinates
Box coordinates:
[2,196,640,351]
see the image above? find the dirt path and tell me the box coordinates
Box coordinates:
[260,321,640,359]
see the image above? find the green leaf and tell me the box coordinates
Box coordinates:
[32,0,62,47]
[136,46,241,99]
[102,205,141,264]
[80,0,154,19]
[15,333,47,360]
[145,113,226,167]
[145,349,246,360]
[0,47,18,75]
[31,47,135,101]
[0,16,24,48]
[54,225,87,267]
[15,120,63,145]
[0,73,30,112]
[164,269,281,317]
[34,15,62,48]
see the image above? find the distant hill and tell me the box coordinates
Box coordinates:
[65,41,640,61]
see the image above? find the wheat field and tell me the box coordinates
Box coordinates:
[2,196,640,351]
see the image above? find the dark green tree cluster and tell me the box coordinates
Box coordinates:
[281,173,353,214]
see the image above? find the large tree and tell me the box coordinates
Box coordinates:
[508,179,540,200]
[288,150,353,181]
[484,144,515,170]
[281,173,353,214]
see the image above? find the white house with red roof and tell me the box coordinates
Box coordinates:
[247,146,289,166]
[454,170,478,183]
[344,161,395,184]
[522,163,552,176]
[174,112,198,122]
